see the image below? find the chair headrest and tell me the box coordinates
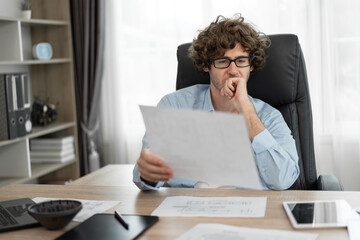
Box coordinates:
[176,34,302,107]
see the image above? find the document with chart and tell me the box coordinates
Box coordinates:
[176,224,318,240]
[152,196,267,217]
[140,105,262,190]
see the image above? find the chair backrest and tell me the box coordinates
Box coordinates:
[176,34,317,190]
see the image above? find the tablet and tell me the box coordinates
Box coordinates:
[283,200,359,229]
[56,214,159,240]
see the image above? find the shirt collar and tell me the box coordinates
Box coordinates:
[203,86,215,112]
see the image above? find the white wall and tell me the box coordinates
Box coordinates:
[0,0,26,18]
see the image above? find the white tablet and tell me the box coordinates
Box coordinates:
[283,200,359,229]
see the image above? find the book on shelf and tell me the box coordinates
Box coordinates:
[30,142,74,151]
[30,147,74,158]
[30,135,74,149]
[30,135,75,163]
[30,153,75,163]
[31,135,74,145]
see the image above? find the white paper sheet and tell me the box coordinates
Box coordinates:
[33,197,119,222]
[151,196,267,217]
[348,220,360,240]
[140,105,262,189]
[176,223,318,240]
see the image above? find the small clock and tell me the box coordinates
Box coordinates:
[32,43,53,60]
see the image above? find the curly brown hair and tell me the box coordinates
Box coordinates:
[189,14,271,73]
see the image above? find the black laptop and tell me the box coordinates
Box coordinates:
[0,198,39,232]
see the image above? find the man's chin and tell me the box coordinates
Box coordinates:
[209,81,223,92]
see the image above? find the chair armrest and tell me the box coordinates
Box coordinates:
[317,174,343,191]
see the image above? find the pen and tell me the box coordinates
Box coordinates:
[114,210,129,229]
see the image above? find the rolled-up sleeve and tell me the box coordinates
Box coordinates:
[133,163,165,190]
[251,101,299,190]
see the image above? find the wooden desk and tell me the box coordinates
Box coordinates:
[71,164,136,187]
[0,183,359,239]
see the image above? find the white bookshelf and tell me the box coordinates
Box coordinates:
[0,0,79,188]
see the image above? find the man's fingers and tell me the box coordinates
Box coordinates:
[138,164,173,182]
[227,79,236,91]
[139,169,172,182]
[138,159,172,175]
[137,150,173,182]
[223,77,250,100]
[222,78,238,98]
[141,149,164,166]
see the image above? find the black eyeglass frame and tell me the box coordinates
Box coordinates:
[208,54,255,69]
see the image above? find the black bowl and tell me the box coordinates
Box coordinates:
[27,199,82,230]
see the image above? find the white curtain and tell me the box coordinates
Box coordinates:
[101,0,360,190]
[314,0,360,190]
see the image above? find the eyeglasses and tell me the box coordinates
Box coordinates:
[209,56,253,69]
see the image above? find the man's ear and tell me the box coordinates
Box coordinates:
[250,66,254,72]
[203,67,209,72]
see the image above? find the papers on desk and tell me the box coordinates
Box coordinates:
[348,220,360,240]
[151,196,267,217]
[140,105,262,189]
[176,223,318,240]
[33,197,119,222]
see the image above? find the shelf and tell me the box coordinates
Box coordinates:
[0,16,68,26]
[31,160,76,179]
[29,122,76,138]
[0,0,79,188]
[0,122,76,147]
[0,58,72,65]
[0,159,76,188]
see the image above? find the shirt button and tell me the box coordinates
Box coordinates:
[262,168,266,172]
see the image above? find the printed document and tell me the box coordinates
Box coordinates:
[140,105,262,189]
[348,220,360,240]
[151,196,267,217]
[176,223,318,240]
[33,197,119,222]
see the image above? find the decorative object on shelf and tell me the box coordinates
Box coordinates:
[32,43,53,60]
[20,0,32,19]
[31,97,57,126]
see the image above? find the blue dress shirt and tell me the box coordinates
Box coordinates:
[133,84,299,190]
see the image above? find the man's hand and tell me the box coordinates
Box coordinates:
[221,77,248,101]
[220,77,249,111]
[137,149,173,182]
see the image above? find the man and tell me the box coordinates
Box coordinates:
[133,14,299,190]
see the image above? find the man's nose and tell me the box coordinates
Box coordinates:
[227,61,238,75]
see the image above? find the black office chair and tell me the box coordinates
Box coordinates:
[176,34,343,190]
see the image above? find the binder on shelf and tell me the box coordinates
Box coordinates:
[14,74,26,137]
[0,75,9,141]
[21,73,32,134]
[14,74,24,109]
[0,73,32,140]
[21,73,31,109]
[14,73,32,137]
[4,74,18,139]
